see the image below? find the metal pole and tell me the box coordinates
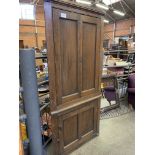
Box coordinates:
[113,22,116,44]
[34,5,38,48]
[19,49,43,155]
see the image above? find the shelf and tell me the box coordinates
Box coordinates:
[40,102,50,111]
[120,54,131,56]
[35,56,47,59]
[105,49,128,52]
[116,74,129,78]
[128,52,135,54]
[38,80,49,86]
[101,74,116,78]
[104,51,135,55]
[38,89,49,94]
[103,65,129,68]
[38,93,49,98]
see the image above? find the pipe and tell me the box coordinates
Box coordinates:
[106,13,115,22]
[34,5,39,47]
[19,49,43,155]
[113,22,116,43]
[119,1,126,14]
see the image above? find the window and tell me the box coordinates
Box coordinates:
[19,3,35,20]
[102,0,121,5]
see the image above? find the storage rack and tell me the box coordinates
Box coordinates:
[104,49,135,60]
[102,48,135,111]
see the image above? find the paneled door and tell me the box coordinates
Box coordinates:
[81,15,101,96]
[53,9,101,104]
[53,9,81,104]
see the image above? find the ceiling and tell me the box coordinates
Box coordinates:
[102,0,135,23]
[19,0,135,23]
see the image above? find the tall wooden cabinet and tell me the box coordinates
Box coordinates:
[44,1,104,154]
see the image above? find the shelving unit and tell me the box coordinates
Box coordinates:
[102,42,135,111]
[35,51,52,147]
[104,49,135,59]
[38,80,49,86]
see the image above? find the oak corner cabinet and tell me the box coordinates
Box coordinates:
[44,0,104,154]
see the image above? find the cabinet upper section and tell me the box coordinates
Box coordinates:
[44,1,103,109]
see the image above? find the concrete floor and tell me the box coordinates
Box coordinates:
[46,111,135,155]
[70,112,135,155]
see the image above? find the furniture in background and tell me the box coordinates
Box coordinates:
[101,73,129,111]
[116,74,128,103]
[44,1,104,154]
[128,73,135,109]
[101,74,119,111]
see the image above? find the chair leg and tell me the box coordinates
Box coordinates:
[101,88,105,98]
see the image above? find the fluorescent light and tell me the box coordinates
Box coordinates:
[96,3,109,10]
[76,0,92,5]
[113,10,125,16]
[103,19,109,23]
[102,0,121,5]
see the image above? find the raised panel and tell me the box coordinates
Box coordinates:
[60,19,78,96]
[63,115,78,146]
[53,9,81,104]
[82,22,96,91]
[79,107,94,136]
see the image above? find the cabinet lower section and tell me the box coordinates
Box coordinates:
[51,97,101,155]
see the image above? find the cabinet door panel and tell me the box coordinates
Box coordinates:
[82,22,96,90]
[63,114,78,146]
[81,16,101,96]
[79,107,94,136]
[59,99,100,154]
[60,19,78,96]
[53,9,80,104]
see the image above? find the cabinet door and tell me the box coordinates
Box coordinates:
[58,99,100,154]
[53,9,81,105]
[81,15,101,96]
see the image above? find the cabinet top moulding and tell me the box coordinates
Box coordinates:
[44,0,106,17]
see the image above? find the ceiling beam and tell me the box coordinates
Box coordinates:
[122,0,135,15]
[119,1,126,13]
[105,12,116,22]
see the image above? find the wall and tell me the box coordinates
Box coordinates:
[19,4,135,49]
[103,18,135,44]
[19,5,45,49]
